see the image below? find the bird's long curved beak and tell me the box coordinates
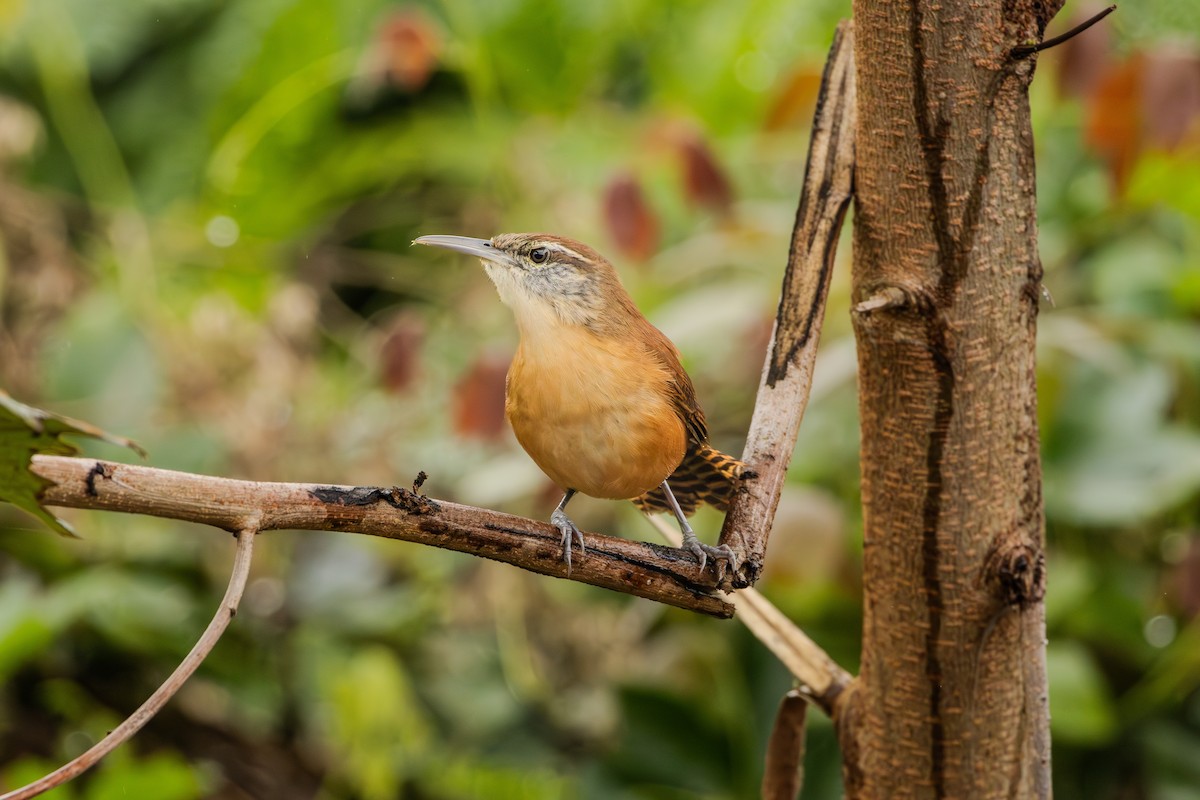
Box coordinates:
[412,235,506,264]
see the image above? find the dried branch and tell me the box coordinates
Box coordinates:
[718,20,856,589]
[0,527,257,800]
[1011,5,1115,57]
[762,690,809,800]
[31,455,734,618]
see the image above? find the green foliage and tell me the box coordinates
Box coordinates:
[0,390,143,536]
[0,0,1197,798]
[1047,641,1120,745]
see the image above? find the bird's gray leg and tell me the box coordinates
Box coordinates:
[550,489,585,572]
[660,480,735,576]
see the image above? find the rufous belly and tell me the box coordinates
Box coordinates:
[505,329,687,500]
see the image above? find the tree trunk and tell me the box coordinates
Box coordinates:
[837,1,1061,797]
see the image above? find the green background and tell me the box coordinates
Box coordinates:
[1,0,1198,797]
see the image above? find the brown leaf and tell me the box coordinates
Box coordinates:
[1141,49,1200,151]
[676,132,734,216]
[1171,535,1200,619]
[452,354,509,440]
[763,66,822,131]
[602,172,659,262]
[1085,55,1144,193]
[377,8,440,93]
[379,314,424,393]
[1053,4,1114,99]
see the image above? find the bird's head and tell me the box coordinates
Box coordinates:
[413,232,625,331]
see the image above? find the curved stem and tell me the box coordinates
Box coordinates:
[0,528,257,800]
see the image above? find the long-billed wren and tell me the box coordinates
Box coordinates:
[413,233,747,572]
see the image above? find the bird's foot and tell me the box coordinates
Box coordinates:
[682,530,736,581]
[551,508,586,573]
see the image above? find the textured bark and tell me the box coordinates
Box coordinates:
[838,1,1060,797]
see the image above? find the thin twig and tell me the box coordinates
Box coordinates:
[762,690,809,800]
[31,455,734,618]
[717,20,856,590]
[853,285,911,315]
[0,527,257,800]
[1011,5,1116,57]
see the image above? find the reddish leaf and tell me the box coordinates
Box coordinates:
[379,314,425,393]
[763,66,822,131]
[1085,55,1144,193]
[452,355,509,440]
[676,132,734,216]
[602,172,659,262]
[377,8,440,93]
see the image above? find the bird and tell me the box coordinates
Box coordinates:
[413,232,748,574]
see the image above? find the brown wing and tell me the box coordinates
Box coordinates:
[626,317,749,516]
[632,315,708,445]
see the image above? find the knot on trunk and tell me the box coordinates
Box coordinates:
[986,541,1046,607]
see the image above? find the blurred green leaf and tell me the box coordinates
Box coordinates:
[0,757,77,800]
[605,686,731,794]
[1045,364,1200,525]
[0,581,56,682]
[1140,721,1200,800]
[325,645,432,800]
[1042,552,1095,628]
[84,748,201,800]
[1128,152,1200,221]
[47,567,197,655]
[421,757,574,800]
[1047,641,1119,746]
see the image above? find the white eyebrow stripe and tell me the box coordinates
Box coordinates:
[543,242,583,261]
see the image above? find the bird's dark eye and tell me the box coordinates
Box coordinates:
[529,247,549,264]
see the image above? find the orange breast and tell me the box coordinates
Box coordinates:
[505,327,687,500]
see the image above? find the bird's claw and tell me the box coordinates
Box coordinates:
[551,508,585,574]
[684,535,736,582]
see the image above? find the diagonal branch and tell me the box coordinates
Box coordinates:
[648,515,851,714]
[31,455,734,618]
[718,20,857,589]
[0,526,257,800]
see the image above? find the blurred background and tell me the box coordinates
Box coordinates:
[0,0,1197,798]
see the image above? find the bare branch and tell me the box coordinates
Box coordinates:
[718,20,857,589]
[0,527,257,800]
[853,286,911,315]
[31,455,734,618]
[1011,5,1115,58]
[762,690,809,800]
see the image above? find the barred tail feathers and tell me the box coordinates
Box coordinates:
[632,442,746,516]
